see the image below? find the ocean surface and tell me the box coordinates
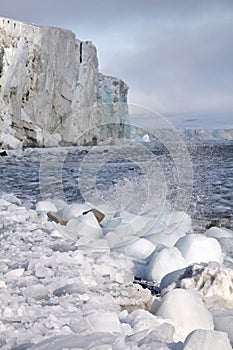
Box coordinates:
[0,140,232,231]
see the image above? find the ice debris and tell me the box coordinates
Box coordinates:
[0,195,232,348]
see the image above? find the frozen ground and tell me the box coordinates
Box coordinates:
[0,194,233,349]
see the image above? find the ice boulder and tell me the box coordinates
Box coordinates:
[205,226,233,239]
[145,247,186,281]
[183,329,232,350]
[112,237,155,260]
[153,289,214,341]
[175,233,223,265]
[66,212,103,241]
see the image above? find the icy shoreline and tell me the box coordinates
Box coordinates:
[0,195,233,349]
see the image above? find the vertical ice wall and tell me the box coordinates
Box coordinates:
[0,17,129,148]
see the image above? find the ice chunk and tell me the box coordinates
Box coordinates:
[146,247,186,281]
[205,226,233,239]
[56,203,90,221]
[142,134,150,142]
[106,214,154,238]
[82,238,110,252]
[86,311,122,333]
[218,237,233,257]
[66,212,103,240]
[28,333,119,350]
[102,217,122,234]
[183,329,232,350]
[1,193,22,205]
[165,211,192,235]
[153,289,214,341]
[128,323,174,345]
[36,200,57,212]
[175,233,223,265]
[23,285,48,300]
[143,211,191,247]
[104,231,123,247]
[1,133,22,149]
[53,283,86,297]
[112,237,155,260]
[4,268,24,279]
[142,204,171,218]
[124,309,174,338]
[0,198,11,206]
[51,198,67,210]
[123,214,155,234]
[212,308,233,345]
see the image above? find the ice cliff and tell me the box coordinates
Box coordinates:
[0,17,129,149]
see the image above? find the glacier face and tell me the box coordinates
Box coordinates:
[0,17,129,149]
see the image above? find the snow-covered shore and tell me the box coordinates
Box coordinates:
[0,195,233,349]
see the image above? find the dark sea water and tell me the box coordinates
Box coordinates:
[0,140,232,231]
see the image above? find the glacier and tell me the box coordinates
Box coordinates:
[0,17,129,149]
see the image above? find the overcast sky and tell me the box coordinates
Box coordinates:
[1,0,233,127]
